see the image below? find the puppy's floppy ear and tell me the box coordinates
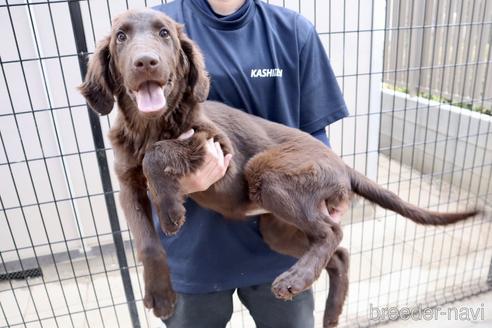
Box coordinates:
[79,36,116,115]
[178,26,210,103]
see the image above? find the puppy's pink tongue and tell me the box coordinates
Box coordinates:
[135,82,166,112]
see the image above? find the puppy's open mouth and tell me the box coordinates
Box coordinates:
[134,81,166,113]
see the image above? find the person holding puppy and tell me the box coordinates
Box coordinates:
[153,0,349,327]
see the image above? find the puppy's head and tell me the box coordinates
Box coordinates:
[79,9,209,118]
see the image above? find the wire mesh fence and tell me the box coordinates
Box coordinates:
[0,0,491,327]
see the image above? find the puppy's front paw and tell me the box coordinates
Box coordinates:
[323,319,339,328]
[157,200,186,235]
[271,267,313,301]
[144,279,177,320]
[142,252,177,319]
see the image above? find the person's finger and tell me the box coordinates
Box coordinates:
[207,138,218,159]
[197,163,222,191]
[202,143,222,176]
[336,200,350,215]
[222,154,233,174]
[213,153,232,179]
[178,129,194,140]
[215,142,224,167]
[205,149,229,184]
[201,155,217,176]
[328,200,349,224]
[201,139,215,164]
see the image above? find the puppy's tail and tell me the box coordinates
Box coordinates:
[348,166,480,225]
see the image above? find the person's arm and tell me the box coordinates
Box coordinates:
[298,25,349,135]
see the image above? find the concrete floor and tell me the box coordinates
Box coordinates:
[1,155,491,328]
[380,291,492,328]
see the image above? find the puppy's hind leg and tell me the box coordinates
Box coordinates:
[245,144,346,300]
[324,247,349,328]
[248,178,343,300]
[268,208,343,301]
[259,216,349,327]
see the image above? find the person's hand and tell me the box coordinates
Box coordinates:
[320,200,349,224]
[178,129,233,194]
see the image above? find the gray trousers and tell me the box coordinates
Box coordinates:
[163,283,314,328]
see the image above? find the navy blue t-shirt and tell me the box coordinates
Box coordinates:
[153,0,348,293]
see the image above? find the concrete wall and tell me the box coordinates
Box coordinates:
[380,90,492,199]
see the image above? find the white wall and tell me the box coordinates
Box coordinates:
[380,90,492,199]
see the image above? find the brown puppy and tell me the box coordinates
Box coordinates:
[79,9,479,327]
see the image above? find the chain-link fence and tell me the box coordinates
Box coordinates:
[0,0,491,327]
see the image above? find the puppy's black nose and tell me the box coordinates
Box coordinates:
[133,53,160,71]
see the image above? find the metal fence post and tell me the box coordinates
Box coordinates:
[67,1,141,326]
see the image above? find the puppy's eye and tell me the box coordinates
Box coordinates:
[159,28,170,39]
[116,31,127,43]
